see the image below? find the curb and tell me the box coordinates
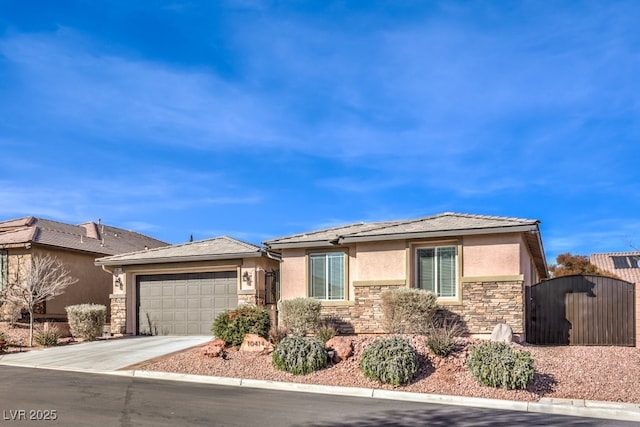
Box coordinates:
[3,362,639,422]
[107,370,639,423]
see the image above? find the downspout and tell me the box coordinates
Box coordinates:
[100,265,114,275]
[262,250,281,262]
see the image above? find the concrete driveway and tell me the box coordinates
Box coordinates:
[0,335,210,371]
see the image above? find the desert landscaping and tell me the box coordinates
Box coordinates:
[3,321,640,404]
[134,334,640,404]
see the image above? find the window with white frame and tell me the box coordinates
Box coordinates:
[309,252,345,300]
[416,246,458,298]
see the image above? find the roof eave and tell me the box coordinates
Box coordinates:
[523,228,549,279]
[338,224,540,244]
[95,251,270,267]
[264,241,338,250]
[1,241,115,257]
[0,242,32,250]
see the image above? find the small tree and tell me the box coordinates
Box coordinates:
[1,254,77,346]
[549,253,615,278]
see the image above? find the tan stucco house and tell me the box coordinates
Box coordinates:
[0,216,168,321]
[95,236,280,335]
[263,212,548,338]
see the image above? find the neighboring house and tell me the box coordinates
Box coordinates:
[0,216,168,320]
[95,236,280,335]
[263,212,548,338]
[590,252,640,284]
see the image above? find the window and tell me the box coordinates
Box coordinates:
[309,252,345,300]
[611,255,640,269]
[416,246,457,298]
[0,250,7,290]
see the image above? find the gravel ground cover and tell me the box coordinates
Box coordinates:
[0,322,73,351]
[132,335,640,404]
[4,321,638,404]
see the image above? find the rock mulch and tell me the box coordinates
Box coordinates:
[134,334,640,404]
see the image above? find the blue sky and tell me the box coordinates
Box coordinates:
[1,1,639,264]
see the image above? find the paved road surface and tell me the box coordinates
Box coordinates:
[1,366,635,427]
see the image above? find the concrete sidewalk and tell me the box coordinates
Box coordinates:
[0,335,210,370]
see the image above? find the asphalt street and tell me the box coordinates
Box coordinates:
[0,366,635,427]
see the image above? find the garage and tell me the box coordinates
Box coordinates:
[137,271,238,335]
[95,236,281,336]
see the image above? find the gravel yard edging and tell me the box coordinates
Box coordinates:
[113,369,640,423]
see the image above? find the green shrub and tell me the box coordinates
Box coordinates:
[467,342,535,390]
[381,288,438,334]
[272,336,327,375]
[427,321,463,357]
[359,337,418,386]
[268,325,289,346]
[279,297,321,336]
[65,304,106,341]
[314,324,337,344]
[34,322,60,347]
[212,305,271,347]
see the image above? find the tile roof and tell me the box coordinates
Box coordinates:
[590,251,640,284]
[96,236,278,266]
[0,216,168,256]
[264,212,540,247]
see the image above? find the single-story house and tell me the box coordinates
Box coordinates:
[263,212,548,338]
[590,252,640,283]
[94,212,548,339]
[95,236,280,335]
[0,216,168,320]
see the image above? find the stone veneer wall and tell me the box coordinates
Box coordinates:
[318,304,355,334]
[109,294,126,335]
[437,280,525,334]
[320,284,405,334]
[237,293,256,306]
[319,280,524,335]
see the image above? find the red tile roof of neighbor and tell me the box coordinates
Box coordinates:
[590,252,640,284]
[0,216,168,256]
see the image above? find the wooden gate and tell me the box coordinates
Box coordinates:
[526,275,635,346]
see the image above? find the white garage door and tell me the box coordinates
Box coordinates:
[137,272,238,335]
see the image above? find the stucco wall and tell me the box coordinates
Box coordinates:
[33,248,112,318]
[353,241,406,282]
[277,232,536,335]
[279,234,528,299]
[239,257,280,304]
[518,234,534,286]
[279,248,307,300]
[461,234,522,277]
[6,247,111,319]
[108,257,278,335]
